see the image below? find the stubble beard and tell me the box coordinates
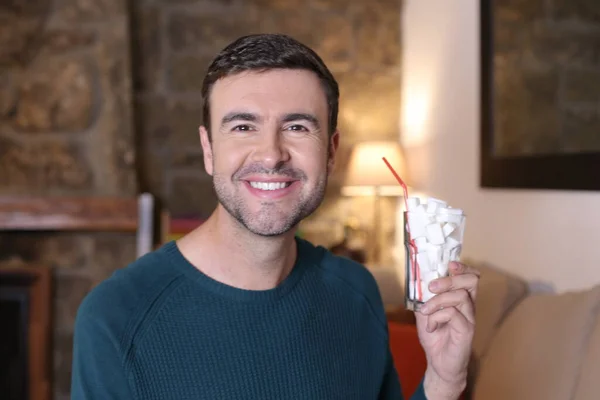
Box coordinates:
[213,165,328,237]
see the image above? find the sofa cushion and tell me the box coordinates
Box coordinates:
[463,262,528,398]
[573,305,600,400]
[473,285,600,400]
[469,262,528,362]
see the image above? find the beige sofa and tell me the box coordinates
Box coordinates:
[466,262,600,400]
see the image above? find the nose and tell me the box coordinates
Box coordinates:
[250,130,290,169]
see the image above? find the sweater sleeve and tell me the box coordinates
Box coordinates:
[379,348,403,399]
[70,305,134,399]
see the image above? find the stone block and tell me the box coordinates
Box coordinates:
[136,96,171,152]
[92,22,137,195]
[0,10,46,66]
[253,0,305,11]
[168,174,217,217]
[51,0,125,23]
[53,274,93,333]
[530,25,600,68]
[311,14,354,73]
[493,64,561,156]
[37,29,96,56]
[260,8,313,49]
[264,10,353,72]
[356,3,401,69]
[169,54,213,92]
[562,107,600,153]
[335,70,401,140]
[168,12,258,53]
[138,150,168,201]
[496,0,545,22]
[169,101,204,150]
[552,0,600,24]
[0,71,16,117]
[53,332,73,397]
[131,5,162,92]
[310,0,354,13]
[88,233,137,285]
[171,150,205,170]
[35,233,92,270]
[563,68,600,102]
[14,58,93,132]
[0,136,93,192]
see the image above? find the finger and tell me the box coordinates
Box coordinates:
[449,261,480,277]
[429,273,479,301]
[426,306,472,334]
[419,289,475,324]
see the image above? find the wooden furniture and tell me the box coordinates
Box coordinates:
[0,265,52,400]
[0,195,153,399]
[0,196,140,232]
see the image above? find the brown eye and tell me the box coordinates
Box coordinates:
[233,124,253,131]
[287,125,308,132]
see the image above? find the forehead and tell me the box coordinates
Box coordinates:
[210,69,328,117]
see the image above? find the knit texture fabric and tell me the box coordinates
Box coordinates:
[71,238,425,399]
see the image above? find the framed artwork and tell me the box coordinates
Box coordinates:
[480,0,600,191]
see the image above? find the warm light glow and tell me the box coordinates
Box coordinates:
[401,88,430,147]
[343,141,408,196]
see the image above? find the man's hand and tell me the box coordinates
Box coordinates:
[415,261,480,399]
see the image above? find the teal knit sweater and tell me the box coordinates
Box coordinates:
[71,238,426,399]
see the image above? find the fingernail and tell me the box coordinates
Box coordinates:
[429,280,438,290]
[420,303,429,313]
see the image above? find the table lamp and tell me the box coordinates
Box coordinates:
[342,141,408,266]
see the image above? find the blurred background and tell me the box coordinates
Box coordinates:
[2,0,600,399]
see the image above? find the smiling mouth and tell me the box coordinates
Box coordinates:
[248,181,293,191]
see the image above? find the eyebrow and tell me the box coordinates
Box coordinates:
[221,112,259,126]
[220,112,320,129]
[281,113,320,129]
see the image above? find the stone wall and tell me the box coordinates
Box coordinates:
[0,1,137,399]
[494,0,600,156]
[133,0,403,264]
[1,0,402,398]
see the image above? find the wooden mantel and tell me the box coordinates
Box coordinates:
[0,196,140,232]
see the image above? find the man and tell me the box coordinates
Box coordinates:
[71,33,479,399]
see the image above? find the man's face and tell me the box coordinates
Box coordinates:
[200,69,339,237]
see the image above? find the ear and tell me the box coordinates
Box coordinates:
[199,126,214,176]
[327,130,340,175]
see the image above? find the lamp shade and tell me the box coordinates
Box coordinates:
[343,141,408,196]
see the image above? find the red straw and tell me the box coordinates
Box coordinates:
[382,157,409,211]
[382,157,422,302]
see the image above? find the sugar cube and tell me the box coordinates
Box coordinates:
[442,248,450,264]
[414,237,428,251]
[422,269,439,282]
[442,223,456,237]
[426,197,448,214]
[416,252,431,271]
[407,196,420,211]
[421,280,435,302]
[407,212,426,238]
[437,262,449,276]
[426,223,445,245]
[427,244,442,264]
[445,236,461,250]
[449,245,462,261]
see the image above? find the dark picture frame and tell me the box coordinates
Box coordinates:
[480,0,600,191]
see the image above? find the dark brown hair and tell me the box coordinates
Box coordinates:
[201,34,339,138]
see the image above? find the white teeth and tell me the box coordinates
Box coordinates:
[249,181,289,191]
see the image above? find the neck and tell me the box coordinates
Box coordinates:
[177,205,299,291]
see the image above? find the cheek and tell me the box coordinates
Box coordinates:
[291,141,329,171]
[212,142,245,171]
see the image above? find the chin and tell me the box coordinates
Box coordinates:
[240,212,299,237]
[243,221,296,237]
